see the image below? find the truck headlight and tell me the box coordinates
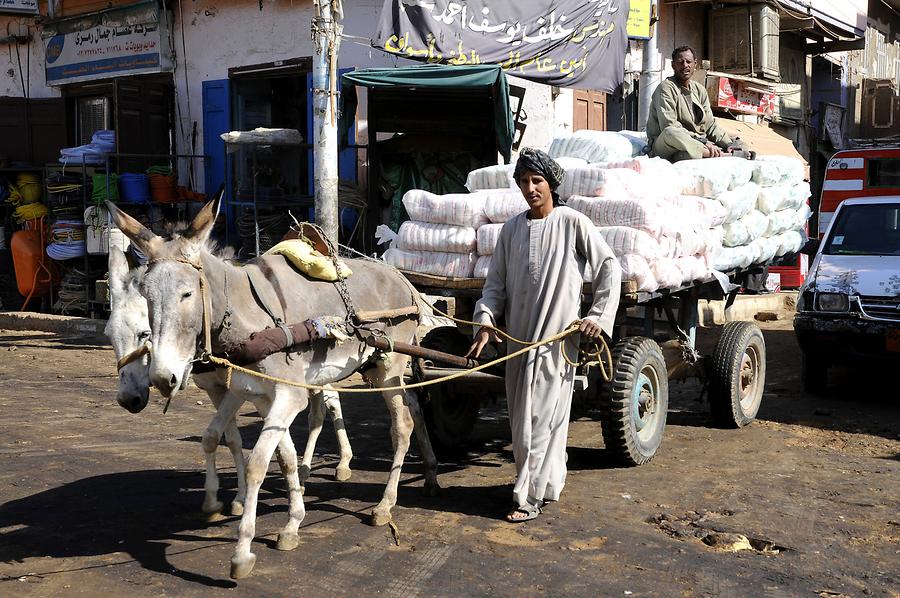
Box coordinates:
[816,292,849,312]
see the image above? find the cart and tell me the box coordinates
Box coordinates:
[401,270,767,466]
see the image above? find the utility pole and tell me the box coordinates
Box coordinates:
[312,0,343,243]
[637,0,659,130]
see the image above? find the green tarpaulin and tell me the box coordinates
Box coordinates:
[340,64,514,163]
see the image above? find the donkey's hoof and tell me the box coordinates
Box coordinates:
[423,479,441,497]
[229,501,244,516]
[369,509,392,527]
[202,499,225,515]
[230,553,257,579]
[335,465,352,482]
[276,532,301,551]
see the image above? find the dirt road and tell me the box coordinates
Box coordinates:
[0,319,897,597]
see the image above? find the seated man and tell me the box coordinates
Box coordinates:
[647,45,747,162]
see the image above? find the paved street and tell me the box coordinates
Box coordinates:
[0,318,898,597]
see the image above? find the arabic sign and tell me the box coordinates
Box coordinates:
[0,0,37,16]
[626,0,650,39]
[374,0,630,92]
[708,76,775,117]
[43,6,172,86]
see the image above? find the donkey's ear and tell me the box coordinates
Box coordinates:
[106,201,162,257]
[107,246,130,301]
[182,195,221,244]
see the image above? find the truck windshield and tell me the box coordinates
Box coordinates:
[823,203,900,256]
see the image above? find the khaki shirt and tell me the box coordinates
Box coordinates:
[646,77,733,149]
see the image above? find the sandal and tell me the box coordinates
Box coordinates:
[506,501,543,523]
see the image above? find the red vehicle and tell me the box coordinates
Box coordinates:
[818,145,900,237]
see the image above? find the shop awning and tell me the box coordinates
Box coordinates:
[341,64,515,162]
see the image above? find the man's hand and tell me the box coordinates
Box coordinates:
[704,141,722,158]
[578,318,604,340]
[466,327,501,359]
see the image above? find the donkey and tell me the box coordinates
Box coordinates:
[108,198,439,579]
[105,247,354,517]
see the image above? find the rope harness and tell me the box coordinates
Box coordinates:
[140,249,613,405]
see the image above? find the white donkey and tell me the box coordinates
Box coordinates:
[105,246,354,517]
[109,199,439,579]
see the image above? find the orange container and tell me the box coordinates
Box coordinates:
[11,226,58,298]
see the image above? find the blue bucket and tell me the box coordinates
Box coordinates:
[119,173,150,204]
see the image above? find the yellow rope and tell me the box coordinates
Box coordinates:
[206,323,585,394]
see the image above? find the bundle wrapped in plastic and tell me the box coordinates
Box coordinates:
[398,221,477,253]
[652,257,683,289]
[383,247,477,278]
[674,157,754,196]
[750,160,784,186]
[616,130,650,157]
[792,203,812,229]
[764,209,796,237]
[598,226,662,259]
[482,190,528,223]
[667,224,710,257]
[668,195,728,227]
[755,155,805,185]
[474,255,492,279]
[554,156,590,170]
[465,164,515,192]
[618,254,658,292]
[712,244,756,271]
[602,155,683,192]
[757,181,810,214]
[402,190,488,228]
[722,210,768,247]
[568,195,673,238]
[675,255,710,284]
[548,130,634,164]
[715,182,760,223]
[749,237,779,264]
[476,223,504,255]
[557,166,625,200]
[772,229,806,257]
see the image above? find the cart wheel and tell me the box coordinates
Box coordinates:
[420,327,481,452]
[709,321,766,428]
[801,352,828,395]
[598,336,668,466]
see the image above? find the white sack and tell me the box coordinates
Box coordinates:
[481,190,529,223]
[756,185,793,214]
[618,254,659,293]
[398,221,477,253]
[669,195,729,227]
[722,209,768,247]
[557,166,625,200]
[667,224,709,258]
[402,190,488,228]
[675,255,710,284]
[772,229,806,257]
[716,182,760,223]
[383,247,477,278]
[674,157,754,197]
[598,226,663,259]
[786,181,811,211]
[712,245,755,271]
[792,203,812,229]
[755,155,805,185]
[568,195,672,238]
[474,255,492,279]
[465,164,516,191]
[764,209,795,236]
[548,130,634,164]
[652,257,684,289]
[476,223,504,256]
[750,160,784,186]
[748,237,779,264]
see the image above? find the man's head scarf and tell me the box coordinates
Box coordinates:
[513,147,565,190]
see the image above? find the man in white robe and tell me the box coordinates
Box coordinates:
[468,148,621,522]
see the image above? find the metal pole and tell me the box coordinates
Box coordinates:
[312,0,342,244]
[638,0,660,130]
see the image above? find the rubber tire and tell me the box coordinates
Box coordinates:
[598,336,668,466]
[419,327,481,452]
[801,352,828,395]
[709,321,766,428]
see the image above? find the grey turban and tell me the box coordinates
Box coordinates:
[513,147,565,190]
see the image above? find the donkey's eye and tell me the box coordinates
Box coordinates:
[181,291,194,300]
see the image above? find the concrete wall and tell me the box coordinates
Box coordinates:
[0,18,58,99]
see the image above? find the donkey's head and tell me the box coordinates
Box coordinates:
[107,199,220,398]
[104,246,151,412]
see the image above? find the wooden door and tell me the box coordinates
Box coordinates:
[573,90,607,131]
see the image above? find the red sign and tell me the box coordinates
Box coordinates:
[711,77,775,116]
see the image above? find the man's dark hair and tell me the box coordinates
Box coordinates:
[672,46,696,61]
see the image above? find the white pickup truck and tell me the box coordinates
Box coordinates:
[794,196,900,393]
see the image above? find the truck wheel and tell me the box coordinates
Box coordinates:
[598,336,668,466]
[801,352,828,395]
[709,321,766,428]
[419,327,481,453]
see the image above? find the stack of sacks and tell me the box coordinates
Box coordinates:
[383,190,488,277]
[473,190,529,278]
[548,130,636,164]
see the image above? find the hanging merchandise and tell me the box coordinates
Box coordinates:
[59,130,116,165]
[15,173,42,204]
[119,173,151,204]
[46,220,86,261]
[12,203,49,223]
[84,206,130,255]
[46,174,85,220]
[92,173,120,203]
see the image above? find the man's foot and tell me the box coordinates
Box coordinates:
[506,501,542,523]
